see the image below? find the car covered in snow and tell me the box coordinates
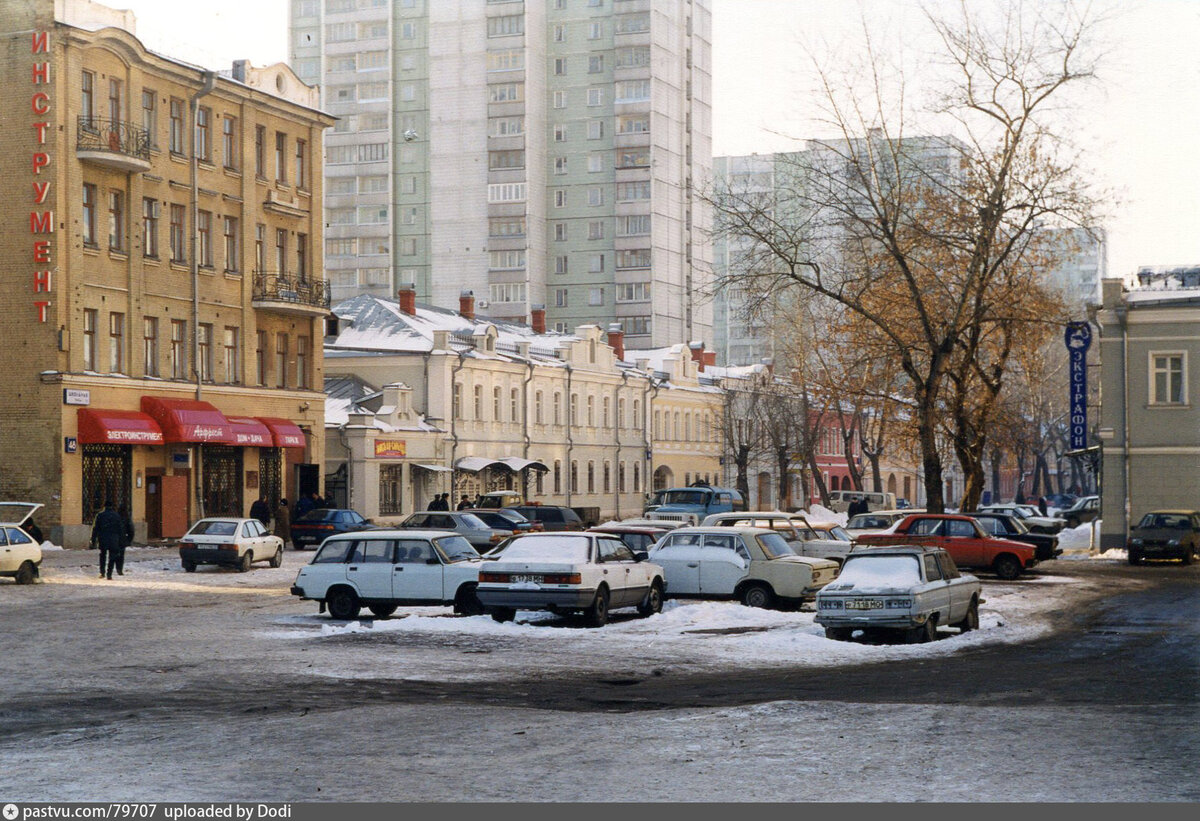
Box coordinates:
[815,546,982,643]
[290,529,486,619]
[649,525,840,609]
[0,502,44,584]
[476,531,665,626]
[179,517,284,572]
[1127,510,1200,565]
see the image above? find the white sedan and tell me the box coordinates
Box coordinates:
[477,532,666,627]
[0,502,43,584]
[178,517,284,573]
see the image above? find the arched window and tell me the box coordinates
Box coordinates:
[633,462,641,492]
[587,461,595,493]
[570,461,579,493]
[618,462,626,493]
[553,460,562,494]
[603,462,611,493]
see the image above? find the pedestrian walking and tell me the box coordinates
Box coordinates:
[249,495,271,528]
[114,504,134,576]
[456,495,473,511]
[274,498,292,550]
[90,499,125,580]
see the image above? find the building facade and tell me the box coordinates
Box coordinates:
[1097,276,1200,551]
[289,0,713,348]
[321,288,722,524]
[0,1,335,546]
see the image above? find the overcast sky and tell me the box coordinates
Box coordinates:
[111,0,1200,281]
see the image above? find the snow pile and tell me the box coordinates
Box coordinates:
[807,504,846,525]
[39,541,64,551]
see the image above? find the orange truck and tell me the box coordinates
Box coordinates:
[854,513,1038,580]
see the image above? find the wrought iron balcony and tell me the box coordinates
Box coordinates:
[76,117,151,172]
[252,272,332,316]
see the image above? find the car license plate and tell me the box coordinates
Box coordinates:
[511,574,543,584]
[846,599,883,610]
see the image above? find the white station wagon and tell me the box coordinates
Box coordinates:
[291,529,485,619]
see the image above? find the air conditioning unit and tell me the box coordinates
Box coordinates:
[477,299,490,308]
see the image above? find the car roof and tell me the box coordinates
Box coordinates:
[659,525,780,536]
[324,529,467,540]
[846,544,945,557]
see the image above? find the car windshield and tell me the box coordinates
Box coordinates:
[821,526,853,542]
[434,535,481,563]
[849,515,889,529]
[661,490,710,505]
[469,511,509,528]
[756,531,795,559]
[188,520,238,536]
[494,535,591,563]
[1137,513,1190,529]
[297,509,338,523]
[837,555,922,587]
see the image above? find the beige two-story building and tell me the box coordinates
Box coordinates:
[0,0,335,545]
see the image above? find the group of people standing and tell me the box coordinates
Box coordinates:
[248,491,331,550]
[426,493,485,511]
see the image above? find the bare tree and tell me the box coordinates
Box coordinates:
[707,0,1103,513]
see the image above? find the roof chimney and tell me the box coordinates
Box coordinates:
[688,341,705,372]
[704,351,716,368]
[459,289,475,321]
[531,303,546,335]
[606,323,625,361]
[232,59,249,83]
[397,283,416,316]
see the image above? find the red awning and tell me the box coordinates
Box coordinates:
[77,408,164,445]
[226,416,274,447]
[258,417,307,448]
[140,396,235,444]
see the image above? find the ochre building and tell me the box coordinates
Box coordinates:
[0,0,336,546]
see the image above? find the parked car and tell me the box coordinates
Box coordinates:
[179,517,284,572]
[0,502,43,584]
[290,508,372,550]
[504,505,585,532]
[290,529,486,619]
[977,504,1066,534]
[649,526,840,609]
[1043,493,1078,515]
[1127,510,1200,565]
[1059,495,1100,529]
[588,522,676,554]
[965,512,1062,561]
[845,510,918,539]
[855,513,1038,580]
[466,508,541,533]
[475,490,524,509]
[398,510,513,549]
[642,483,747,525]
[825,490,898,514]
[815,546,982,643]
[700,511,853,564]
[477,531,665,626]
[807,521,855,544]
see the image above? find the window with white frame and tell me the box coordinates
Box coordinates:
[588,254,605,273]
[588,288,604,306]
[554,222,568,241]
[618,214,651,235]
[489,83,524,103]
[587,119,604,140]
[1150,352,1187,405]
[554,57,567,75]
[615,80,650,102]
[625,316,651,335]
[616,249,650,269]
[587,21,603,39]
[554,255,568,274]
[487,49,524,72]
[555,288,568,307]
[489,116,524,137]
[488,15,524,37]
[617,180,651,200]
[554,189,567,207]
[553,156,567,175]
[489,217,526,237]
[328,239,356,256]
[489,282,526,304]
[554,124,567,142]
[586,88,604,106]
[616,47,650,68]
[587,154,604,173]
[588,55,604,73]
[616,13,649,33]
[552,90,566,108]
[488,182,526,202]
[617,114,650,134]
[588,220,604,240]
[488,249,526,270]
[587,187,604,206]
[616,282,651,302]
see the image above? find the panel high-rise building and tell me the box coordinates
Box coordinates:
[289,0,712,347]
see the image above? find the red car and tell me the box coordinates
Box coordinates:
[854,513,1038,580]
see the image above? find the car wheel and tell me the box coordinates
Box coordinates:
[956,599,980,632]
[993,554,1021,581]
[182,560,197,573]
[368,604,397,618]
[740,583,774,609]
[453,583,485,616]
[637,581,664,617]
[490,607,516,623]
[238,551,253,573]
[907,617,937,644]
[326,587,361,620]
[269,548,283,568]
[1127,551,1142,566]
[584,587,610,628]
[825,627,852,641]
[14,561,36,585]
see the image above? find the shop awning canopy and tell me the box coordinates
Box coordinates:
[77,408,164,445]
[413,463,452,473]
[226,416,274,447]
[454,456,548,473]
[140,396,235,444]
[258,417,307,448]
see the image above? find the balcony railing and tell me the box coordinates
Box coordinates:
[253,272,331,311]
[76,117,151,170]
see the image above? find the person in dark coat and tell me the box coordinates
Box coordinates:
[456,495,473,511]
[273,498,292,549]
[114,504,134,576]
[249,495,271,528]
[294,493,315,521]
[428,493,448,511]
[1037,496,1049,516]
[90,500,125,580]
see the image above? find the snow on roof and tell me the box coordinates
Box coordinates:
[1125,287,1200,306]
[329,294,572,360]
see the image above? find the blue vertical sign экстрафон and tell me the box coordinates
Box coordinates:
[1064,322,1092,450]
